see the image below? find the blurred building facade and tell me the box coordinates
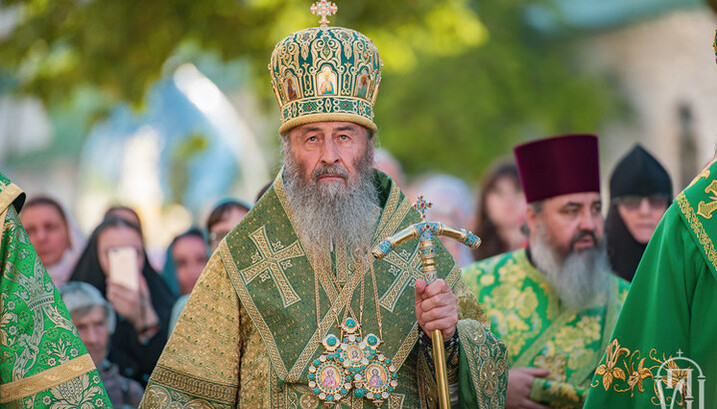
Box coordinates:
[530,0,717,192]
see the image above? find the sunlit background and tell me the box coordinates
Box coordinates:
[1,0,716,252]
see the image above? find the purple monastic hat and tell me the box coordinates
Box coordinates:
[514,134,600,203]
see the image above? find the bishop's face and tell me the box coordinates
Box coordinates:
[285,121,372,192]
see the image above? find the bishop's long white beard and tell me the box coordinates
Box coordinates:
[530,222,610,311]
[283,148,380,255]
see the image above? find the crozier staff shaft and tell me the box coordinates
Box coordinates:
[371,196,481,409]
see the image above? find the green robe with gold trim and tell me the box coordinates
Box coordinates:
[462,249,629,409]
[140,171,508,408]
[584,160,717,409]
[0,172,112,407]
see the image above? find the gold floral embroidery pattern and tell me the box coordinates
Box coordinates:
[44,372,105,409]
[0,354,95,404]
[594,339,630,391]
[458,319,509,409]
[677,192,717,274]
[591,339,692,407]
[473,253,543,357]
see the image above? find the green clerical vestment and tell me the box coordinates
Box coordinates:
[0,172,112,407]
[462,249,629,409]
[584,160,717,409]
[140,171,508,408]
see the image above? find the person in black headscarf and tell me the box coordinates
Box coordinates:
[606,145,672,282]
[70,216,176,386]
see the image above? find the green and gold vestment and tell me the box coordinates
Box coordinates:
[584,160,717,409]
[0,172,112,408]
[462,249,629,409]
[140,171,508,408]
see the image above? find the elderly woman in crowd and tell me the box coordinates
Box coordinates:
[606,145,672,281]
[70,216,176,385]
[61,282,144,408]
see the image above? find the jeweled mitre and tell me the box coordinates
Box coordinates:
[269,23,382,134]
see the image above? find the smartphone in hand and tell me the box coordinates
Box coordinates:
[108,247,140,291]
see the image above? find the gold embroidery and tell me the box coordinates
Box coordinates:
[155,254,242,389]
[240,225,304,308]
[591,340,690,406]
[375,179,402,242]
[149,365,237,404]
[299,393,319,408]
[375,197,412,248]
[286,263,364,382]
[0,182,22,215]
[625,357,652,396]
[142,384,218,408]
[677,192,717,273]
[0,354,95,403]
[697,180,717,219]
[458,319,509,409]
[221,241,289,379]
[569,278,625,386]
[336,241,349,284]
[46,372,105,408]
[594,339,629,391]
[388,393,406,408]
[512,309,574,369]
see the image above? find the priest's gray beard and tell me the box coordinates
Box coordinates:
[531,222,610,310]
[282,144,380,255]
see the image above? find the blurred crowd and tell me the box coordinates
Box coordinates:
[17,143,672,408]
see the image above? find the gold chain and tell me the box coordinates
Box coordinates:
[312,244,385,342]
[313,246,359,330]
[369,260,383,340]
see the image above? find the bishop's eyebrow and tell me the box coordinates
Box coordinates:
[301,127,322,134]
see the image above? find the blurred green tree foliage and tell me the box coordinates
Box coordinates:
[0,0,485,104]
[375,0,621,179]
[0,0,620,180]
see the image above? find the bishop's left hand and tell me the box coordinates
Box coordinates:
[414,278,458,340]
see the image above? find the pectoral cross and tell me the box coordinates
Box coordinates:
[240,226,304,307]
[697,180,717,219]
[311,0,338,28]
